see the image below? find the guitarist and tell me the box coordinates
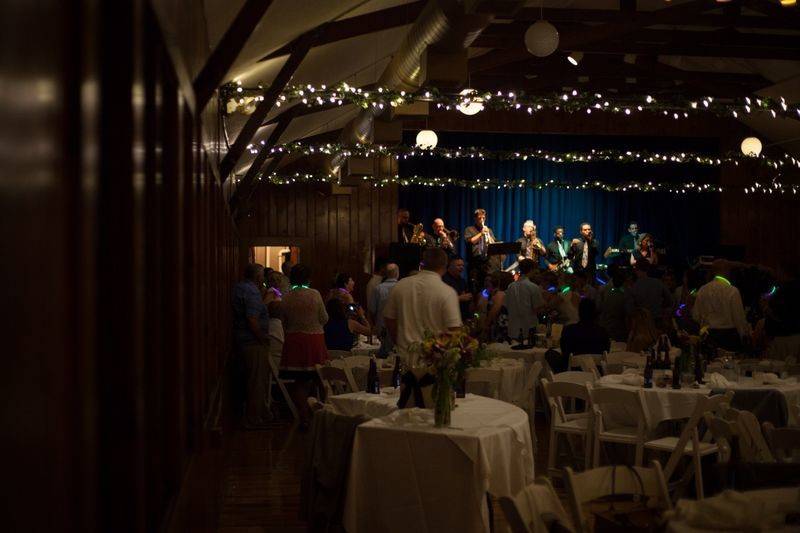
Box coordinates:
[546,226,572,273]
[604,221,640,264]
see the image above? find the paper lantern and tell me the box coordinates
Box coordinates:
[740,136,762,157]
[524,20,559,58]
[416,129,438,149]
[457,89,484,116]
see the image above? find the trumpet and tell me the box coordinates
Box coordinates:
[445,228,460,241]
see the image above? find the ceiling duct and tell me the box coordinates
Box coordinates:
[327,0,522,173]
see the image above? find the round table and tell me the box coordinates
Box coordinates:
[341,393,535,533]
[468,358,533,408]
[485,342,554,364]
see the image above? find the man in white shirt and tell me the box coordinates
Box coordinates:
[383,248,463,364]
[692,260,751,351]
[505,259,546,339]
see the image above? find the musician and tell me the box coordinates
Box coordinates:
[605,221,640,264]
[569,222,600,278]
[396,208,413,243]
[546,226,572,273]
[429,218,457,257]
[631,233,658,266]
[463,208,498,284]
[516,220,547,266]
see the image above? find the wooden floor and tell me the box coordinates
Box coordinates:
[211,413,553,532]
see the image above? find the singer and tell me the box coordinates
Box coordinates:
[632,233,659,266]
[569,222,600,277]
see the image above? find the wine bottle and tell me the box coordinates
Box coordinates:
[366,357,379,394]
[662,335,672,369]
[528,327,535,348]
[643,351,654,389]
[517,328,525,346]
[391,356,402,389]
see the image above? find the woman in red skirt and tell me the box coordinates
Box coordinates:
[280,263,329,424]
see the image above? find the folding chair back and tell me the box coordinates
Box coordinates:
[315,364,355,399]
[568,354,601,379]
[267,355,298,420]
[563,462,672,533]
[762,422,800,462]
[541,379,591,424]
[703,413,739,463]
[465,367,502,399]
[553,371,596,386]
[603,351,646,374]
[327,359,359,391]
[500,476,575,533]
[725,408,774,462]
[588,385,649,466]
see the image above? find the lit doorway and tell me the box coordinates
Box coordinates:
[251,245,300,274]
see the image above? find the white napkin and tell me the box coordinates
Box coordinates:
[598,374,624,385]
[383,407,434,426]
[705,372,735,389]
[622,374,645,386]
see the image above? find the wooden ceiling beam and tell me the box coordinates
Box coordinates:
[220,30,317,181]
[469,0,712,73]
[505,7,800,30]
[193,0,274,110]
[257,0,426,62]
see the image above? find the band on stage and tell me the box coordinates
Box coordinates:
[394,207,664,283]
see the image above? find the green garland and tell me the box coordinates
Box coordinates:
[244,172,723,194]
[222,81,800,122]
[245,141,799,170]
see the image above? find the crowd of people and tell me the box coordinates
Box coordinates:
[231,244,799,428]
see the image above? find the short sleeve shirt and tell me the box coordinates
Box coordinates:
[233,280,269,346]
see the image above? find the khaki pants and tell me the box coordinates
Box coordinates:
[242,342,270,425]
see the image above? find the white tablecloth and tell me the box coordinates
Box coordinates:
[329,388,401,418]
[486,342,555,364]
[468,358,531,408]
[597,376,800,427]
[343,394,535,533]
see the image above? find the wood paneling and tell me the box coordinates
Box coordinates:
[240,184,399,302]
[3,2,238,532]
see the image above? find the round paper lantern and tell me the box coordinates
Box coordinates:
[457,89,484,116]
[524,20,559,58]
[740,136,762,157]
[416,129,438,149]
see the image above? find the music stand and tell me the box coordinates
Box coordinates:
[487,242,521,272]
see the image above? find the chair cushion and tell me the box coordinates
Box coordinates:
[645,436,719,455]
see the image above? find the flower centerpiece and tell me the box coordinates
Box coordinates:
[411,328,492,427]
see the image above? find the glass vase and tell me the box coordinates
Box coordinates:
[433,370,453,427]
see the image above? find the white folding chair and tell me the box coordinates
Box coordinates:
[725,408,774,462]
[266,355,298,420]
[553,371,596,386]
[568,354,602,380]
[315,364,356,400]
[588,384,650,467]
[609,341,627,353]
[327,359,360,392]
[500,476,575,533]
[643,391,733,499]
[763,422,800,462]
[465,367,502,399]
[541,378,593,475]
[563,462,672,533]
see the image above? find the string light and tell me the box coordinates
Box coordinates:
[253,141,800,170]
[221,83,800,122]
[258,171,725,194]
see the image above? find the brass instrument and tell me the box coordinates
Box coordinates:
[446,228,459,242]
[410,223,428,245]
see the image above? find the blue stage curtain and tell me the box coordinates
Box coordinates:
[398,132,720,265]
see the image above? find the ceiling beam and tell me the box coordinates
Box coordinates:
[230,116,292,214]
[506,7,800,30]
[220,30,317,181]
[470,0,781,73]
[257,0,426,62]
[193,0,274,110]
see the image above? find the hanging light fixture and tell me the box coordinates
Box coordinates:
[524,20,559,57]
[740,136,763,157]
[567,51,584,66]
[416,129,438,149]
[780,0,796,6]
[457,89,484,116]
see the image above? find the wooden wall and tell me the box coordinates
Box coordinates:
[238,183,400,300]
[2,1,238,532]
